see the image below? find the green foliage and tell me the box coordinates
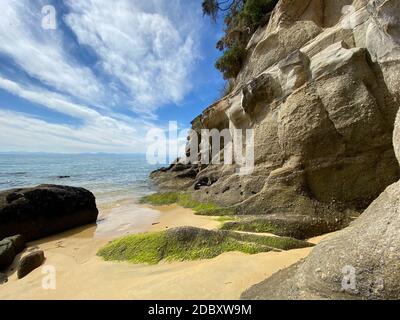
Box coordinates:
[195,207,235,216]
[221,219,281,234]
[214,215,236,223]
[227,232,314,251]
[97,228,313,265]
[140,192,235,216]
[98,229,268,264]
[139,192,180,206]
[237,0,278,27]
[215,45,246,80]
[202,0,220,21]
[98,231,167,264]
[202,0,278,79]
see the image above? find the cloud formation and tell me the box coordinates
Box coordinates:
[0,0,103,103]
[0,77,160,153]
[0,0,203,153]
[65,0,199,116]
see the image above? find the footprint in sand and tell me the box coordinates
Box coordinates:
[56,241,65,248]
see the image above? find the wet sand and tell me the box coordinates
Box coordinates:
[0,203,331,300]
[148,204,221,231]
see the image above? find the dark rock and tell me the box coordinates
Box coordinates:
[58,176,71,179]
[194,176,218,190]
[0,240,15,270]
[150,168,196,191]
[0,235,25,270]
[17,250,45,279]
[0,185,99,241]
[0,272,7,284]
[6,235,25,253]
[170,163,192,172]
[176,168,199,179]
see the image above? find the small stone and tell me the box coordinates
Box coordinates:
[17,251,45,279]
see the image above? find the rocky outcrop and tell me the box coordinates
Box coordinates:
[98,226,314,265]
[152,0,400,238]
[220,213,350,240]
[17,250,45,279]
[0,235,25,270]
[241,101,400,300]
[150,162,200,191]
[0,185,99,241]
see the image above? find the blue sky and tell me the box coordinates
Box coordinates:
[0,0,225,153]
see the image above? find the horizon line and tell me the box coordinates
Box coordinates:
[0,151,147,155]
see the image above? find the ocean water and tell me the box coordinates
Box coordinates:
[0,153,163,238]
[0,153,158,202]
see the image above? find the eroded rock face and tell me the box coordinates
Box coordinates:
[0,185,98,241]
[152,0,400,237]
[241,97,400,300]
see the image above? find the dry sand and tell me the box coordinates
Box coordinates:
[0,204,332,300]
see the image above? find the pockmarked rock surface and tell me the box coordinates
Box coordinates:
[152,0,400,238]
[241,92,400,300]
[0,185,99,241]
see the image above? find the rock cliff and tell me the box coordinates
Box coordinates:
[241,105,400,300]
[152,0,400,238]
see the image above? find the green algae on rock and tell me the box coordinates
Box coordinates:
[97,227,313,265]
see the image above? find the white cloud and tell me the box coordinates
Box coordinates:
[0,0,104,103]
[0,77,162,153]
[64,0,200,116]
[0,77,98,120]
[0,110,135,153]
[0,106,159,153]
[0,0,203,153]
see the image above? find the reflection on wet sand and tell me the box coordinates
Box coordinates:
[94,199,161,238]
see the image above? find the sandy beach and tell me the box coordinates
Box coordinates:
[0,203,330,300]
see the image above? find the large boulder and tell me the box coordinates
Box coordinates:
[0,185,98,241]
[241,106,400,300]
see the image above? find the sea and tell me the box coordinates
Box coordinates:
[0,153,164,238]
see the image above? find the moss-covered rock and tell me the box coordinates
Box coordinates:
[140,192,235,216]
[220,214,351,240]
[98,227,313,265]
